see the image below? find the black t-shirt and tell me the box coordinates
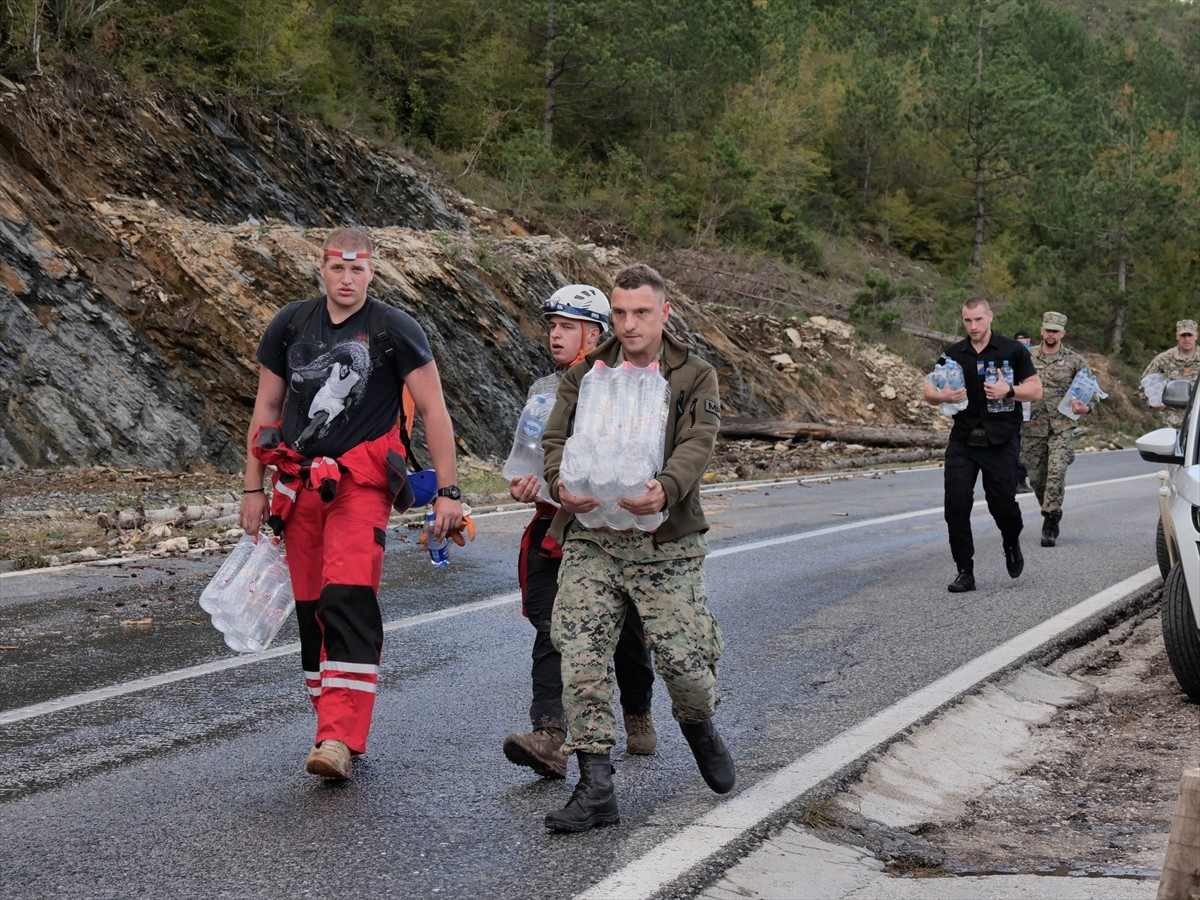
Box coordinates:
[937,332,1036,443]
[257,297,434,458]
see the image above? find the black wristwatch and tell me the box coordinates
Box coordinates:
[436,485,462,501]
[1006,385,1015,399]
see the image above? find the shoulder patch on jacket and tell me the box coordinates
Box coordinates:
[705,398,721,417]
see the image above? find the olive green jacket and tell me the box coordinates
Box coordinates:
[542,330,721,546]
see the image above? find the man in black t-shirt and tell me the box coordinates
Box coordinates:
[922,298,1043,593]
[239,227,464,781]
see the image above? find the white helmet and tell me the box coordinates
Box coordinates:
[542,284,610,333]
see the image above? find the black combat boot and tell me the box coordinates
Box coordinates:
[681,718,736,794]
[1004,537,1024,578]
[544,751,620,833]
[947,563,975,593]
[1041,511,1061,547]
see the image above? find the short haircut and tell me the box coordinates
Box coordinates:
[963,296,991,312]
[324,227,373,255]
[613,263,666,302]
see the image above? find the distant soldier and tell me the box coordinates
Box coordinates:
[1142,319,1200,429]
[1020,312,1093,548]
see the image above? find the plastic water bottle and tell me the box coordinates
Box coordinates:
[199,533,257,614]
[210,535,275,634]
[425,509,450,568]
[503,394,551,481]
[985,361,1002,413]
[942,360,968,415]
[576,361,611,437]
[609,362,637,438]
[559,433,593,497]
[1000,360,1015,412]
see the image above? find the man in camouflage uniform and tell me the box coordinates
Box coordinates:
[1021,312,1094,548]
[1143,319,1200,429]
[540,262,733,833]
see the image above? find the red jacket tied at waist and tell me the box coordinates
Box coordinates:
[251,423,413,525]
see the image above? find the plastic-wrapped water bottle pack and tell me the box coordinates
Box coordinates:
[199,533,295,652]
[560,360,671,532]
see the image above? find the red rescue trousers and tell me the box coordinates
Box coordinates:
[283,470,392,755]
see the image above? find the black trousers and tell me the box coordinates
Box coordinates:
[943,433,1023,567]
[521,514,654,730]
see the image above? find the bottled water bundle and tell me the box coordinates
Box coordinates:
[560,361,671,531]
[202,534,295,653]
[1057,367,1108,421]
[1142,372,1167,408]
[927,359,968,416]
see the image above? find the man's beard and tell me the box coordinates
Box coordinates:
[1044,335,1060,348]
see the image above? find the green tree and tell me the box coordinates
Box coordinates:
[918,0,1069,272]
[834,44,902,207]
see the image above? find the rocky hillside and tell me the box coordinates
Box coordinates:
[0,69,945,474]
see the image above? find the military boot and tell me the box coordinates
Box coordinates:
[947,563,975,593]
[623,710,657,755]
[544,751,620,833]
[503,727,567,778]
[1041,511,1061,547]
[681,718,736,794]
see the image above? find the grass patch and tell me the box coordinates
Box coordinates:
[799,797,840,830]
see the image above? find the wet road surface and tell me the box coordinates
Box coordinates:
[0,451,1160,897]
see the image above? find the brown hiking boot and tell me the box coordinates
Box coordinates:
[623,711,657,755]
[305,739,352,780]
[503,728,567,778]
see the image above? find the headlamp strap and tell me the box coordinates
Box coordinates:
[323,249,373,261]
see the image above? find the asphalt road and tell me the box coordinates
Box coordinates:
[0,449,1161,898]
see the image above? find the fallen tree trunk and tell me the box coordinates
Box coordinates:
[110,503,240,531]
[721,417,946,448]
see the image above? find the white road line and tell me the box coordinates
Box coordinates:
[0,472,1154,725]
[575,566,1161,900]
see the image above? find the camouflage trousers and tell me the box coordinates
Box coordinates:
[551,538,724,755]
[1020,428,1075,515]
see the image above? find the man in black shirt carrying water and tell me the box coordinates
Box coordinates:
[922,298,1043,593]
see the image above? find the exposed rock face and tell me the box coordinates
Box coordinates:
[0,70,942,473]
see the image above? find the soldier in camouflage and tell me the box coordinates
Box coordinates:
[1020,312,1093,548]
[540,262,734,834]
[501,285,656,782]
[1142,320,1200,429]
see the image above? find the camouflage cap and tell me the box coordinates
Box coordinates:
[1041,311,1067,332]
[1178,319,1198,335]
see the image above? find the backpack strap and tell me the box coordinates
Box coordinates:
[280,295,324,361]
[367,299,424,470]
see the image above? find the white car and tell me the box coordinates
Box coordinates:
[1136,378,1200,702]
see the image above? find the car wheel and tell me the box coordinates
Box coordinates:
[1157,518,1172,580]
[1161,565,1200,704]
